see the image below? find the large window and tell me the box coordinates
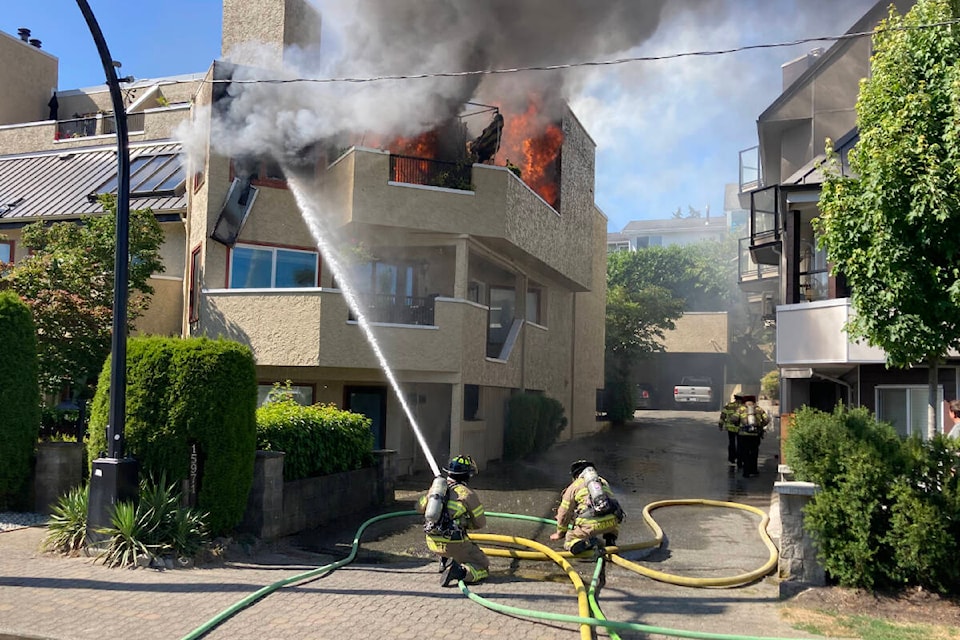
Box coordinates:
[188,246,201,322]
[0,240,13,264]
[229,244,318,289]
[352,261,416,297]
[257,383,314,407]
[876,385,943,439]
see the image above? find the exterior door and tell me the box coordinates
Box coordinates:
[345,386,387,449]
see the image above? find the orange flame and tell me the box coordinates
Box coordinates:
[495,98,563,209]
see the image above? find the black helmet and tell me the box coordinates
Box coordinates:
[444,455,477,481]
[570,459,594,479]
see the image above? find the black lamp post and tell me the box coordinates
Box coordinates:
[76,0,138,542]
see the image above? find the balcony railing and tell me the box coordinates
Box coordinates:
[348,293,436,326]
[55,112,146,140]
[389,154,473,191]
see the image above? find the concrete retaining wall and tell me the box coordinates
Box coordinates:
[33,442,84,514]
[240,449,397,540]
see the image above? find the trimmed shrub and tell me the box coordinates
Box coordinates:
[505,393,569,460]
[256,395,374,481]
[789,405,960,593]
[504,394,539,460]
[760,369,779,401]
[604,380,634,424]
[533,396,568,452]
[88,336,257,535]
[0,291,41,510]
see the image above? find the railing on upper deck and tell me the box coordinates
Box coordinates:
[54,112,146,140]
[389,154,473,191]
[349,293,437,326]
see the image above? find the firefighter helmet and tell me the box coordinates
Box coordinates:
[570,459,595,479]
[444,455,477,481]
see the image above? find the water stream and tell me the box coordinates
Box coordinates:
[285,173,441,477]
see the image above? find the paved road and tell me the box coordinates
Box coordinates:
[0,409,816,640]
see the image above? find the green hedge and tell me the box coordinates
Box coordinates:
[88,336,257,535]
[504,393,568,460]
[786,405,960,593]
[0,291,41,510]
[256,395,374,481]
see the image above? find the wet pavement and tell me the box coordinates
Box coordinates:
[0,408,819,640]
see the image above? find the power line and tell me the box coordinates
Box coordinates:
[187,18,960,86]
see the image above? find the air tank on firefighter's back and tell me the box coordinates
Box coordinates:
[424,475,447,524]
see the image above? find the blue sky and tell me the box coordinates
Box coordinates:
[5,1,880,232]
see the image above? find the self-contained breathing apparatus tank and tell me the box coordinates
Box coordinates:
[580,466,612,514]
[424,475,448,525]
[744,403,759,433]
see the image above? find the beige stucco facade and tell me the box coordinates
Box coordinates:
[0,1,607,477]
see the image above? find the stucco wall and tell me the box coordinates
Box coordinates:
[0,32,57,127]
[662,312,728,354]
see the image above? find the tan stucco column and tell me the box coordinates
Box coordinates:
[449,382,464,455]
[453,238,469,299]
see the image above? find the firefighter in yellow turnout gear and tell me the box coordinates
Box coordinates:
[417,455,489,587]
[550,460,625,556]
[719,394,745,468]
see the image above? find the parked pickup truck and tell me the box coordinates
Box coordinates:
[673,376,714,410]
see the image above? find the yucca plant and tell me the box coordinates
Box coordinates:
[42,485,87,554]
[137,472,180,553]
[96,501,159,568]
[169,506,210,559]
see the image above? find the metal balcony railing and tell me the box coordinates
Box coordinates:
[55,112,146,140]
[349,293,436,326]
[738,236,778,282]
[389,154,472,191]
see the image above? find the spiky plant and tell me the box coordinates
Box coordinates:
[42,485,87,554]
[96,501,158,568]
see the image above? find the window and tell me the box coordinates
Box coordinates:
[96,153,185,197]
[463,384,481,421]
[231,158,287,189]
[526,289,541,324]
[257,383,314,407]
[876,385,943,439]
[635,235,662,249]
[188,246,201,323]
[352,260,416,298]
[0,240,13,264]
[229,244,319,289]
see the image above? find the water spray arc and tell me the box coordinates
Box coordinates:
[285,173,441,477]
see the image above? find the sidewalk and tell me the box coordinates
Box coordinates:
[0,504,814,640]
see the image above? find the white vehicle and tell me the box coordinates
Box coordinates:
[673,376,714,410]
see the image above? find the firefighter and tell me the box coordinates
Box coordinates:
[719,393,745,468]
[731,396,769,478]
[550,460,625,555]
[417,454,489,587]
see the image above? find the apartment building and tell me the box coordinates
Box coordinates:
[739,0,960,438]
[0,0,607,475]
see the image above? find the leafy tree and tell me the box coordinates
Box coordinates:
[816,0,960,438]
[0,195,165,396]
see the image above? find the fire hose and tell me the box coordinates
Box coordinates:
[180,500,794,640]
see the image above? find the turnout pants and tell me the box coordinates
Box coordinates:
[425,535,489,583]
[727,430,740,466]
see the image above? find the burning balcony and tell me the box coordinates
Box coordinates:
[389,155,472,191]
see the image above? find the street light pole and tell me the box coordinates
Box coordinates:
[76,0,138,542]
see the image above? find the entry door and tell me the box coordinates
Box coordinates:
[345,386,387,449]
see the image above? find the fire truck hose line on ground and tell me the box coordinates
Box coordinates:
[180,501,794,640]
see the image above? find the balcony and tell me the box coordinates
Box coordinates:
[389,154,472,191]
[776,298,885,366]
[348,293,436,326]
[738,235,778,286]
[54,112,146,140]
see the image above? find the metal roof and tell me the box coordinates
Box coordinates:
[0,141,186,222]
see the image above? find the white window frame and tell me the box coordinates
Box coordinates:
[875,384,944,439]
[229,243,319,289]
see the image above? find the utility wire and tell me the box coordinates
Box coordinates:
[186,18,960,86]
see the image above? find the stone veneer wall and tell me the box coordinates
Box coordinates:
[775,480,825,586]
[240,450,397,540]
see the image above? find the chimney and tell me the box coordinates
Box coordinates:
[17,28,30,42]
[29,39,42,49]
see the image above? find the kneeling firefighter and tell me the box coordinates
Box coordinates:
[417,454,490,587]
[550,460,625,555]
